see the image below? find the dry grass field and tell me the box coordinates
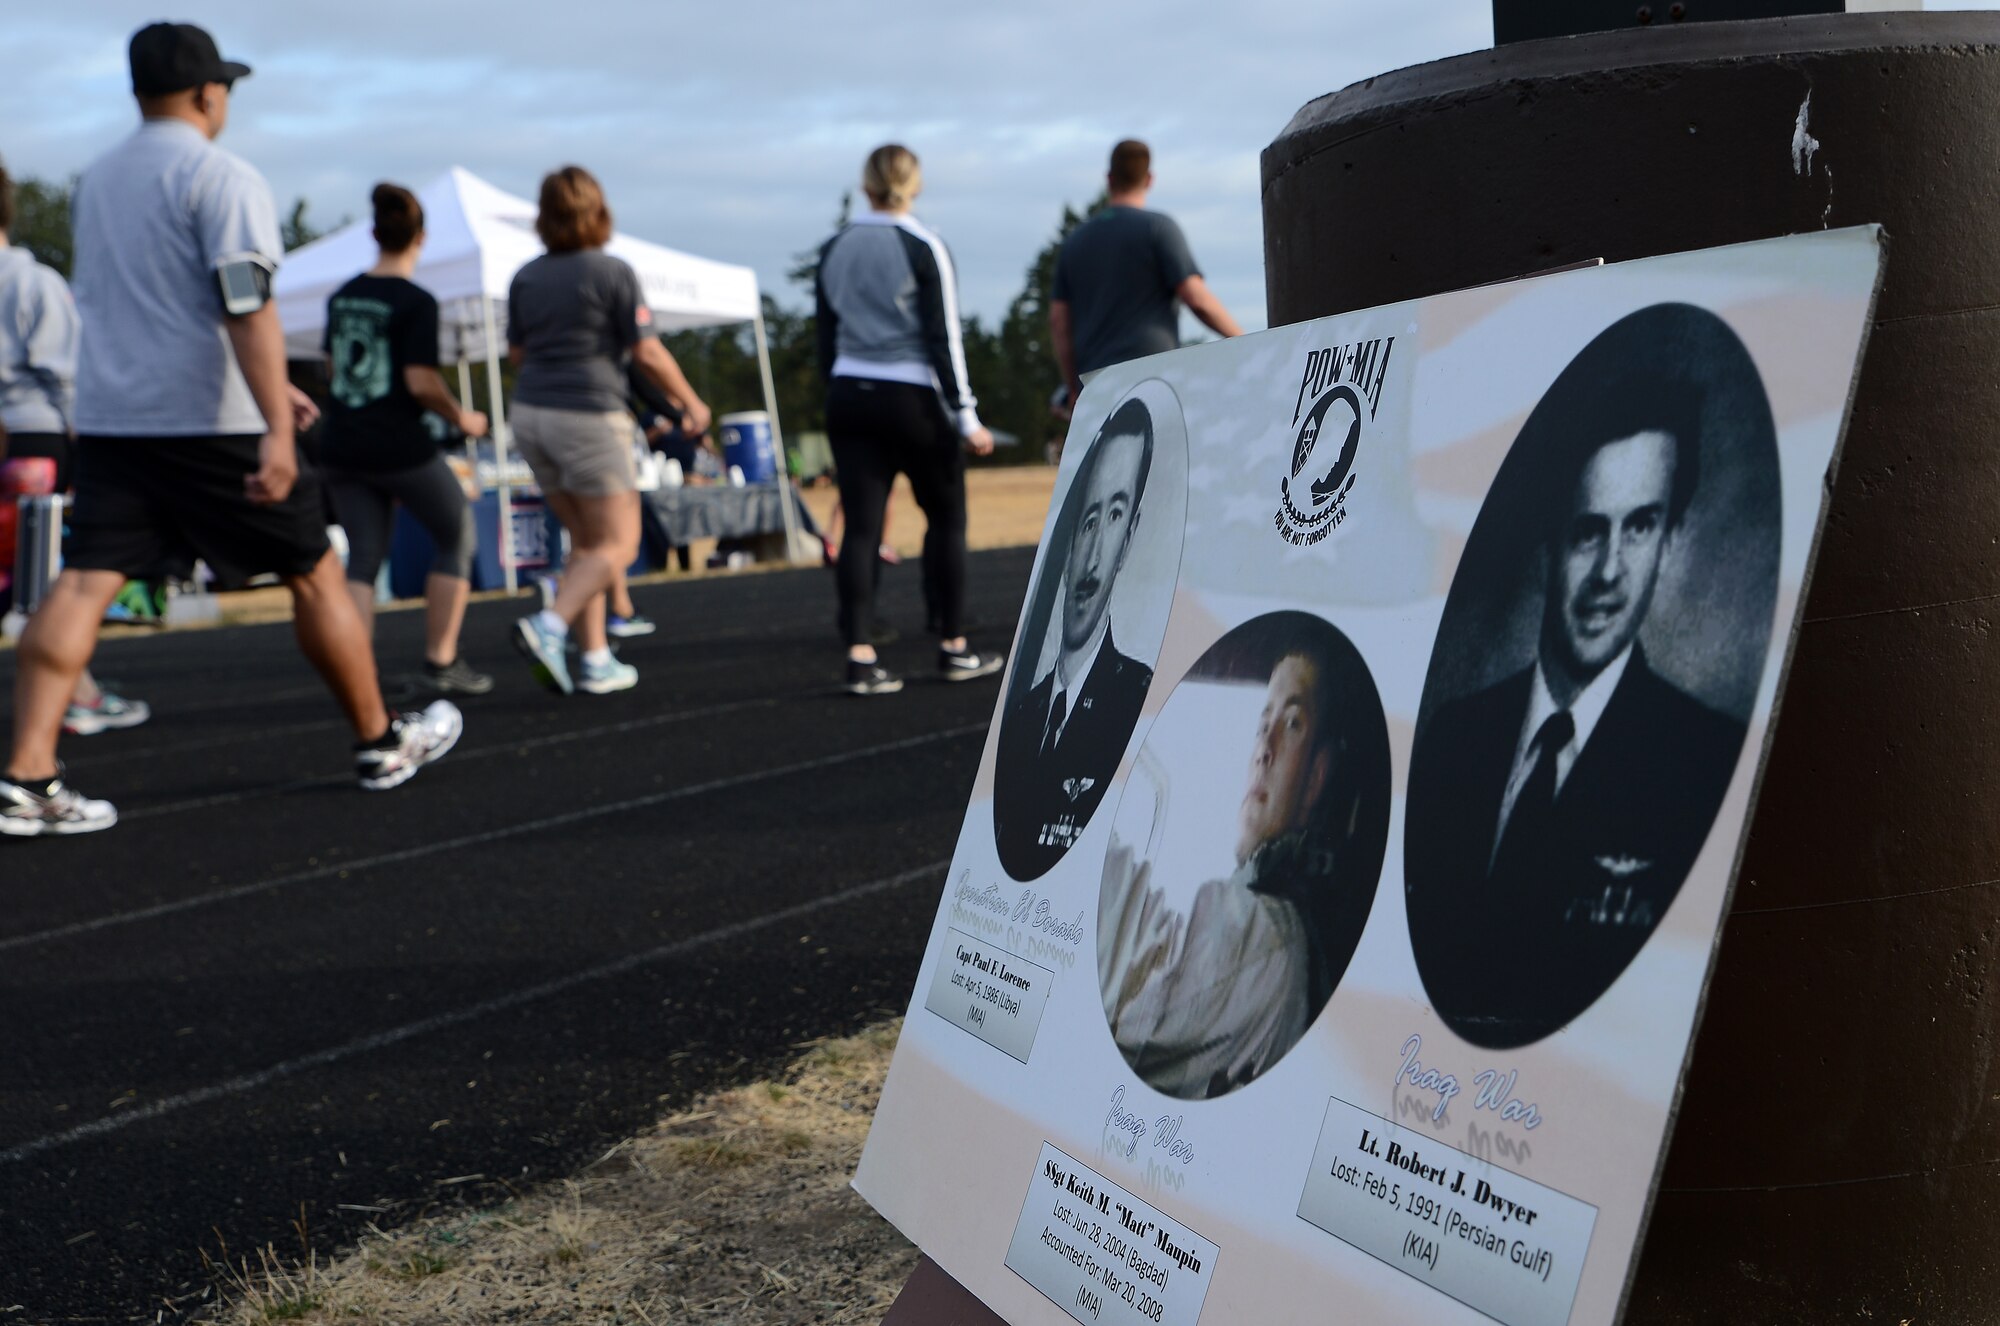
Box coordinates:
[190,468,1059,1323]
[799,463,1058,559]
[203,1024,916,1325]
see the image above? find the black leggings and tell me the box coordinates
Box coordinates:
[325,453,477,585]
[826,376,967,647]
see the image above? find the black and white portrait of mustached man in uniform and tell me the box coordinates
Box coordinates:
[1405,302,1780,1052]
[994,391,1179,883]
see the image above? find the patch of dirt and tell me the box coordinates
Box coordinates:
[201,1023,916,1325]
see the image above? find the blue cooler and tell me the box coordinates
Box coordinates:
[718,411,778,484]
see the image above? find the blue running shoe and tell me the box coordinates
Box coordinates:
[512,616,573,695]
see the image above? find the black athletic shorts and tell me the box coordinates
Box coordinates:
[68,435,331,587]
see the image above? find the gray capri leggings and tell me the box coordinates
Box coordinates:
[326,453,477,585]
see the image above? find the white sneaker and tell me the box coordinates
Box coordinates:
[577,655,638,694]
[355,700,464,791]
[0,770,117,836]
[607,612,657,639]
[63,689,152,736]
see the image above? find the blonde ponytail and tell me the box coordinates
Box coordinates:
[862,144,922,211]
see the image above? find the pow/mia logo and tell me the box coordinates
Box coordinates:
[1275,336,1395,547]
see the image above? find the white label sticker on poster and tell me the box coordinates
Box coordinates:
[853,230,1884,1326]
[1296,1098,1597,1326]
[1005,1143,1218,1326]
[924,926,1057,1063]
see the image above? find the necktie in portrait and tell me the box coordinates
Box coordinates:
[1491,708,1573,882]
[1042,690,1068,757]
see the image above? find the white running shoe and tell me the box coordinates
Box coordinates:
[607,612,657,639]
[0,770,117,836]
[355,700,464,791]
[577,655,639,694]
[63,689,152,736]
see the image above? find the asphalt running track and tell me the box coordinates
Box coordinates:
[0,546,1035,1322]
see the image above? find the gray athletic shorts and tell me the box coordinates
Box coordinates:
[509,402,639,497]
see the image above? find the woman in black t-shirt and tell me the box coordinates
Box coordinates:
[323,183,493,695]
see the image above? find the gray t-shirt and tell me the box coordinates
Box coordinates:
[506,250,648,413]
[0,246,78,434]
[71,119,283,437]
[1052,205,1200,377]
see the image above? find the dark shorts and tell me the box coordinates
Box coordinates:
[68,435,332,587]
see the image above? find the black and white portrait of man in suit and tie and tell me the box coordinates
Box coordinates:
[1405,303,1780,1051]
[993,380,1187,883]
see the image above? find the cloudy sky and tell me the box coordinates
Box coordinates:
[3,2,1983,329]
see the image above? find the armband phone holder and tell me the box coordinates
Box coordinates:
[216,257,273,316]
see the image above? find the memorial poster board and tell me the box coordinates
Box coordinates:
[854,228,1883,1326]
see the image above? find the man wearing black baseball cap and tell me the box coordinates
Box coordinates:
[0,21,462,837]
[128,21,252,96]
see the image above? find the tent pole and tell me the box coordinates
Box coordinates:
[481,294,516,593]
[751,310,803,565]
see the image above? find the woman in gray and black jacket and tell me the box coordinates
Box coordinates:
[815,144,1003,696]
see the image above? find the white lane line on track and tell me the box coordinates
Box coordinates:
[0,858,949,1167]
[117,694,788,821]
[62,717,344,770]
[0,724,984,955]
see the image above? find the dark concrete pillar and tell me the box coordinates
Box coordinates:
[1263,14,2000,1321]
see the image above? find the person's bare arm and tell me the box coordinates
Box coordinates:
[1049,298,1080,414]
[632,338,711,435]
[507,345,525,370]
[224,302,299,504]
[404,365,489,437]
[1176,275,1243,339]
[287,384,320,433]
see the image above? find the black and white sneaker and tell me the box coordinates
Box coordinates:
[355,700,464,791]
[845,660,904,696]
[424,657,494,696]
[0,769,117,837]
[938,645,1005,682]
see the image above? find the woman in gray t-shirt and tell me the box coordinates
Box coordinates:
[506,165,708,696]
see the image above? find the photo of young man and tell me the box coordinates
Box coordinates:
[1405,303,1781,1050]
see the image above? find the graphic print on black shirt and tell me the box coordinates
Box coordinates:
[322,274,441,472]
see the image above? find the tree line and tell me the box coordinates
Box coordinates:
[8,175,1099,468]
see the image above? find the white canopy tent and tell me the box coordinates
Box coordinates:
[274,167,799,584]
